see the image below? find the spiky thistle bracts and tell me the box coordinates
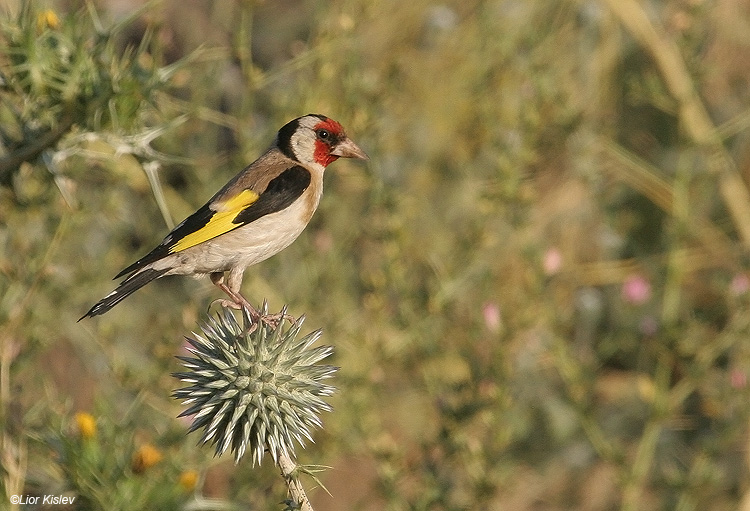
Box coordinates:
[172,306,337,465]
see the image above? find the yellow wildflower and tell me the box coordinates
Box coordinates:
[132,443,163,473]
[74,412,97,439]
[36,9,60,32]
[178,470,199,492]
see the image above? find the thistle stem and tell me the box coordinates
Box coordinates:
[278,453,313,511]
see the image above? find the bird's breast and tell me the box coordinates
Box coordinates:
[177,178,323,274]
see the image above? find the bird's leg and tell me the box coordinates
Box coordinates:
[210,272,262,322]
[226,270,295,328]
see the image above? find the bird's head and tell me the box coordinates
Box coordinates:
[277,114,368,168]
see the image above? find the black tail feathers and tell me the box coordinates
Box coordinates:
[79,268,169,321]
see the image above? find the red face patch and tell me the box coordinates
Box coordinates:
[313,118,345,167]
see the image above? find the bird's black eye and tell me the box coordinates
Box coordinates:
[316,129,331,141]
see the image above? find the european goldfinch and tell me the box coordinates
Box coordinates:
[80,114,367,320]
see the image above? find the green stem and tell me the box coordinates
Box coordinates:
[278,453,314,511]
[620,359,671,511]
[551,334,622,463]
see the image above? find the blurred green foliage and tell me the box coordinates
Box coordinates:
[2,0,750,510]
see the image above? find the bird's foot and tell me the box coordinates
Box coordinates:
[257,310,296,329]
[208,296,259,314]
[208,298,260,334]
[210,296,294,331]
[231,293,296,330]
[210,275,295,330]
[209,298,241,311]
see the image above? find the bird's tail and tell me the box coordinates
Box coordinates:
[79,268,169,321]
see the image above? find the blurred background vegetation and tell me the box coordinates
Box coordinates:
[2,0,750,509]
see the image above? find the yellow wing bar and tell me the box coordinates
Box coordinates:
[169,189,260,253]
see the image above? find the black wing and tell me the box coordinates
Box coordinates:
[113,165,311,279]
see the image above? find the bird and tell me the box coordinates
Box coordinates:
[80,114,368,322]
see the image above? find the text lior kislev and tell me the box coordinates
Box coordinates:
[11,494,77,505]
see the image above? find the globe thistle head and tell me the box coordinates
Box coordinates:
[173,306,337,465]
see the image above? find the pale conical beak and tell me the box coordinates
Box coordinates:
[331,137,369,160]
